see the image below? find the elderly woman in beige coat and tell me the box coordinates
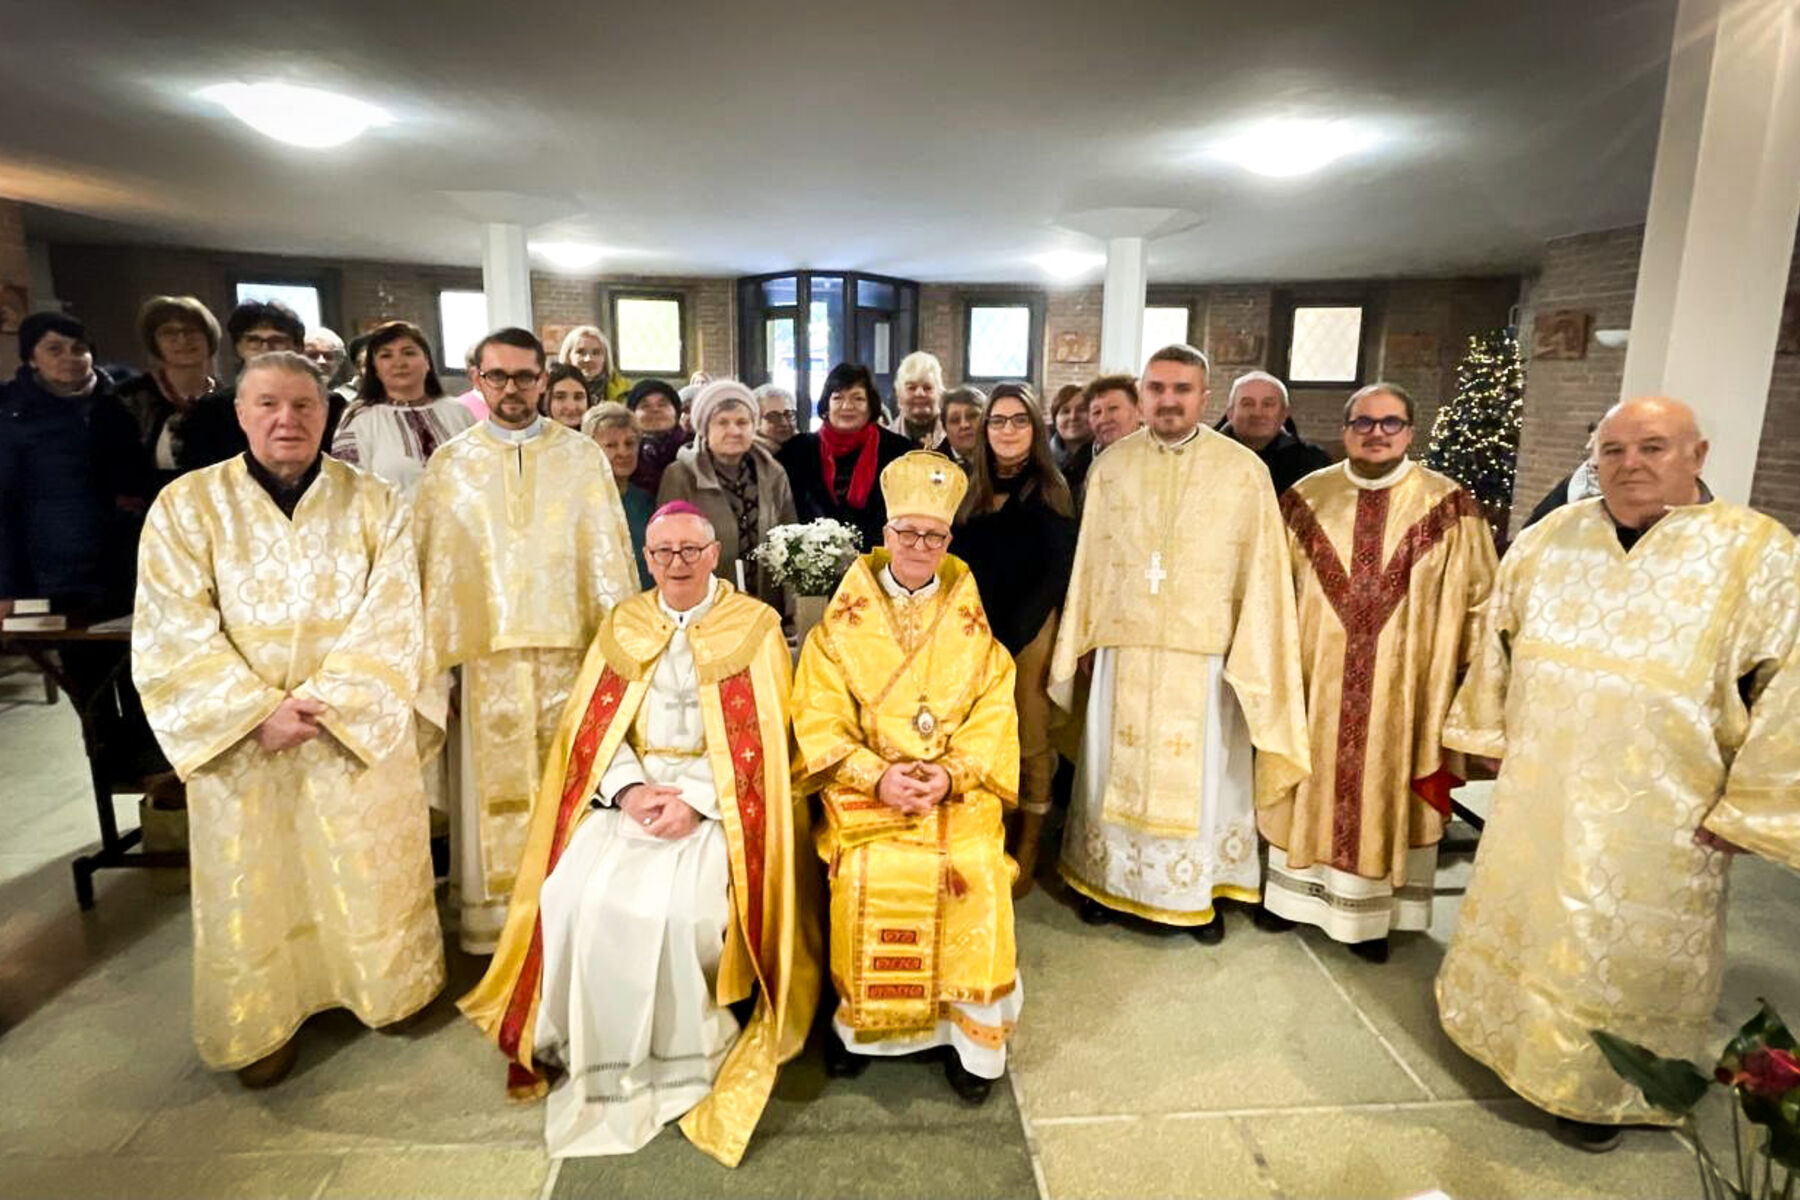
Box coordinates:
[657,379,797,608]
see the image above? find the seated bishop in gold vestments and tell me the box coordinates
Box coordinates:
[133,353,444,1087]
[415,329,637,954]
[1437,398,1800,1149]
[460,504,817,1168]
[792,451,1022,1104]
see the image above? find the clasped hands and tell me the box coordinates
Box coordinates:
[618,783,701,840]
[255,695,327,752]
[877,761,951,816]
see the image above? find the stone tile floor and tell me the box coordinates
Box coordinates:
[2,668,1796,1198]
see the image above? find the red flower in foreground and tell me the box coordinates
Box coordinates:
[1737,1048,1800,1098]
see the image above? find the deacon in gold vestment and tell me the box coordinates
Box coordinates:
[1051,346,1308,939]
[133,354,444,1085]
[460,504,816,1167]
[1437,398,1800,1148]
[415,329,636,953]
[792,451,1022,1102]
[1260,386,1496,956]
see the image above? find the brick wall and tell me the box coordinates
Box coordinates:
[0,200,30,377]
[917,276,1518,454]
[1511,225,1800,535]
[44,243,734,384]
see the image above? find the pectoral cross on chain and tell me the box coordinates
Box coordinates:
[1144,551,1167,596]
[657,685,699,742]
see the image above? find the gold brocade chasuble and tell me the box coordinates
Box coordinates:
[1436,499,1800,1124]
[459,585,818,1168]
[791,552,1020,1042]
[132,457,445,1069]
[1259,462,1496,884]
[415,422,637,906]
[1050,427,1309,839]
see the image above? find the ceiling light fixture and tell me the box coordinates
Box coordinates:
[1213,119,1372,178]
[532,241,607,272]
[1032,250,1106,281]
[198,82,388,149]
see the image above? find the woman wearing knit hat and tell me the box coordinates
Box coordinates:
[656,379,796,609]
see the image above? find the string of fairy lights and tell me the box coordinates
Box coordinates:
[1424,328,1526,524]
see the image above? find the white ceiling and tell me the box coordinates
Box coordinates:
[0,0,1677,282]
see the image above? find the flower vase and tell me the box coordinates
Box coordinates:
[793,594,829,648]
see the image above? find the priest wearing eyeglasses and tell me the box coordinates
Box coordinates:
[462,502,817,1165]
[1256,384,1496,961]
[792,451,1023,1104]
[414,328,637,953]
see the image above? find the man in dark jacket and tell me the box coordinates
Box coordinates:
[1217,370,1332,494]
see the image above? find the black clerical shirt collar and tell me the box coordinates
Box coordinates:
[1607,480,1713,550]
[244,451,323,519]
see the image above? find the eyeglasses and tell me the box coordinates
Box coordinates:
[646,542,716,565]
[761,409,798,424]
[157,325,207,342]
[1346,416,1412,436]
[988,413,1034,431]
[479,369,544,391]
[239,333,294,352]
[887,526,949,551]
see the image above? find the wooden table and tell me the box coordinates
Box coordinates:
[2,618,187,908]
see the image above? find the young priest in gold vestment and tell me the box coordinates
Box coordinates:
[460,502,817,1167]
[792,450,1022,1105]
[133,353,444,1088]
[1257,384,1496,962]
[415,327,637,954]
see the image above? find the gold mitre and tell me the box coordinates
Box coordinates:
[880,451,967,525]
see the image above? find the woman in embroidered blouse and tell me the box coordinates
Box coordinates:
[329,320,473,499]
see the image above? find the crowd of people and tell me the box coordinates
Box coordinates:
[1,292,1796,1168]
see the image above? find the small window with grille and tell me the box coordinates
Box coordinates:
[1286,304,1365,386]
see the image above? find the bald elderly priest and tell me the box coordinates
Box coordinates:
[133,351,444,1087]
[793,451,1022,1105]
[462,501,816,1167]
[1437,396,1800,1153]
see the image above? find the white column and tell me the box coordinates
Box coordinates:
[1099,236,1148,375]
[480,222,534,331]
[1620,0,1800,504]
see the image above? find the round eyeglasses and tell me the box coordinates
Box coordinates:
[1346,416,1412,436]
[646,542,716,566]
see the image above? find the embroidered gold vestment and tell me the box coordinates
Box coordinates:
[1437,498,1800,1123]
[132,456,445,1069]
[459,584,817,1168]
[791,551,1020,1043]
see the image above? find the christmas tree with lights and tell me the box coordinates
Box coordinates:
[1424,328,1525,535]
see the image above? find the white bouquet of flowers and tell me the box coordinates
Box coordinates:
[752,519,863,597]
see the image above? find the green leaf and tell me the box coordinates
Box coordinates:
[1592,1030,1713,1114]
[1723,1002,1798,1067]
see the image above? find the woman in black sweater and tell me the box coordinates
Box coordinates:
[952,382,1078,896]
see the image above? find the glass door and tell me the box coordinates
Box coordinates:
[739,270,919,431]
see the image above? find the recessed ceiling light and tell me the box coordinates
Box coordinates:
[1214,119,1372,178]
[198,82,387,149]
[533,242,607,272]
[1033,250,1106,280]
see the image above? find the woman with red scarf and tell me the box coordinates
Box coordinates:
[775,362,914,553]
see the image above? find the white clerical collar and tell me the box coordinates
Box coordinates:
[658,576,721,629]
[1150,425,1202,453]
[486,416,545,444]
[880,564,940,600]
[1344,457,1413,491]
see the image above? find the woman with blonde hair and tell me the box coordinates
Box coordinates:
[557,325,630,403]
[583,402,655,587]
[953,381,1077,896]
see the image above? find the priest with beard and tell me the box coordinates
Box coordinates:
[461,502,817,1166]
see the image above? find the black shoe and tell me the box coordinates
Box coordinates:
[1078,897,1111,926]
[1253,906,1296,932]
[1192,917,1226,945]
[1349,936,1390,964]
[944,1054,995,1106]
[1555,1117,1622,1153]
[822,1033,868,1079]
